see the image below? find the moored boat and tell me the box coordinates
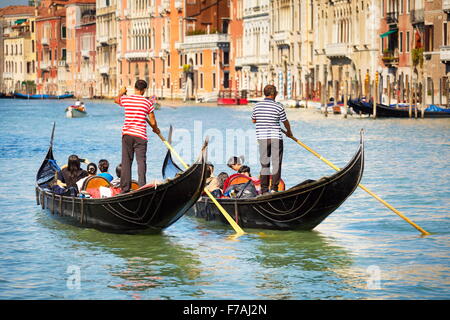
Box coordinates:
[348,99,450,118]
[14,92,74,99]
[164,131,365,231]
[217,90,248,105]
[35,123,210,234]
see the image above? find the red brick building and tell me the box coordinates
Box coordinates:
[35,0,70,95]
[178,0,232,100]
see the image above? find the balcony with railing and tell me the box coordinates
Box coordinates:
[272,31,293,46]
[386,12,398,25]
[440,46,450,62]
[97,35,108,46]
[175,1,183,11]
[160,0,170,14]
[236,55,270,67]
[41,37,49,46]
[325,43,350,58]
[180,33,230,50]
[410,9,424,25]
[99,65,109,75]
[3,72,13,79]
[382,49,399,66]
[124,51,152,61]
[57,60,68,68]
[444,0,450,12]
[40,61,50,71]
[161,41,169,52]
[81,49,90,59]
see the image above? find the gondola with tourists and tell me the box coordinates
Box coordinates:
[35,123,210,234]
[163,130,365,231]
[348,98,450,118]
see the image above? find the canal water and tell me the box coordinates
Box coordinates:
[0,99,448,299]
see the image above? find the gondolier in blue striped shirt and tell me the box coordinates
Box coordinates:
[252,85,293,194]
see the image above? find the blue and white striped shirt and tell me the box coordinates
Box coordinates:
[251,98,287,140]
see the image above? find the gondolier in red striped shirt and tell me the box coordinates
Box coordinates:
[114,80,161,193]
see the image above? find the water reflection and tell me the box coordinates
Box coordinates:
[246,230,357,299]
[39,216,203,298]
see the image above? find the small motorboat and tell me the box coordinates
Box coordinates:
[65,105,87,118]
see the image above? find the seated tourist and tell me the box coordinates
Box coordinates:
[227,155,245,173]
[56,155,89,192]
[97,159,114,182]
[76,162,98,191]
[205,162,215,189]
[110,164,122,188]
[207,172,229,198]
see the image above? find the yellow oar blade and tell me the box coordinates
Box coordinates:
[204,189,246,235]
[157,132,246,236]
[284,131,430,236]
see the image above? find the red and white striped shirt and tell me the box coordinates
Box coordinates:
[119,94,154,140]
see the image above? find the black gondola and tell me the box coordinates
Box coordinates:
[163,130,365,231]
[35,123,210,234]
[348,99,450,118]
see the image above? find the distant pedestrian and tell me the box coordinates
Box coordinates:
[251,84,293,194]
[114,80,161,193]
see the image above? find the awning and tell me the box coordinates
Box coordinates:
[380,29,398,38]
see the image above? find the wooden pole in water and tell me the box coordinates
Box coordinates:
[414,82,418,118]
[343,79,348,118]
[422,77,426,118]
[409,82,412,118]
[387,74,391,107]
[372,80,377,119]
[447,78,450,108]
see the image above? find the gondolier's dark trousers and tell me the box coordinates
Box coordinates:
[121,134,147,193]
[258,138,284,193]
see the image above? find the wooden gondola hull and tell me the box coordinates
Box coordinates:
[36,163,206,234]
[36,124,209,234]
[188,136,364,231]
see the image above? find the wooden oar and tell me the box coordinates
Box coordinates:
[155,131,246,236]
[282,129,430,236]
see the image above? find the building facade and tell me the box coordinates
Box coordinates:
[177,0,232,101]
[0,5,35,94]
[35,0,69,95]
[66,0,96,98]
[96,0,118,98]
[235,0,268,96]
[423,0,448,105]
[442,1,450,105]
[314,0,379,103]
[269,0,308,100]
